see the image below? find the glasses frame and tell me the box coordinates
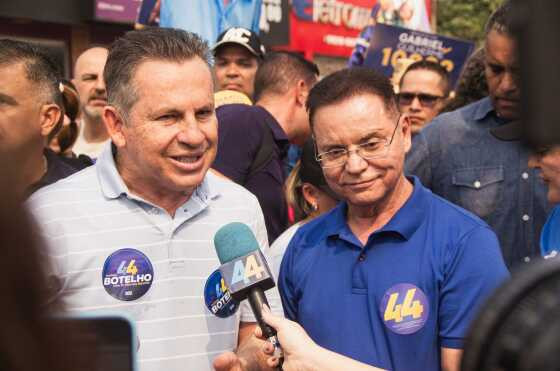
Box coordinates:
[397,92,446,108]
[315,114,402,169]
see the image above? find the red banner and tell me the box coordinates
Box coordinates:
[288,0,432,58]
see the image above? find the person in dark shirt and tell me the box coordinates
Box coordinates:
[0,39,88,198]
[212,52,319,243]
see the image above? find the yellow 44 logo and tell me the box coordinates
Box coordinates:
[383,288,424,323]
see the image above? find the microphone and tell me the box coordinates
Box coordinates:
[214,222,283,367]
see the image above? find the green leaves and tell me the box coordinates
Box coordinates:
[437,0,503,46]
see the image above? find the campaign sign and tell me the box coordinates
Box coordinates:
[219,250,274,301]
[94,0,142,24]
[364,23,475,89]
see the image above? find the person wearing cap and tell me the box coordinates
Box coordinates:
[405,2,550,269]
[212,51,319,244]
[397,60,450,136]
[213,27,265,100]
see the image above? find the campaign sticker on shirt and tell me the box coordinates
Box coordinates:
[204,269,239,318]
[380,283,430,335]
[102,248,154,301]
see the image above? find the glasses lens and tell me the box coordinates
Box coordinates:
[398,93,415,106]
[317,150,347,168]
[417,94,440,108]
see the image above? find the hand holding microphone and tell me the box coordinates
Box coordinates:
[213,222,283,369]
[256,305,320,371]
[257,306,387,371]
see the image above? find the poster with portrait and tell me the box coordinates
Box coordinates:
[373,0,431,32]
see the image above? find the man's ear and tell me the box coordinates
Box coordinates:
[295,79,309,107]
[39,104,62,138]
[104,106,127,148]
[401,114,412,154]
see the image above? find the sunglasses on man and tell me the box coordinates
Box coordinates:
[397,92,446,108]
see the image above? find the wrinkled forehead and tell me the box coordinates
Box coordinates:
[130,58,214,104]
[313,94,397,144]
[485,30,518,66]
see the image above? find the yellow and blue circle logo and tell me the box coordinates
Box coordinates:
[204,269,239,318]
[380,283,429,335]
[102,248,154,301]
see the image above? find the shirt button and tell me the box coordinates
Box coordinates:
[473,180,481,189]
[522,172,529,180]
[522,214,530,222]
[524,256,531,263]
[358,252,366,262]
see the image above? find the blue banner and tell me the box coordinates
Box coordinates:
[364,23,475,89]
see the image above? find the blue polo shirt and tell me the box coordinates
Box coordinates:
[278,177,509,371]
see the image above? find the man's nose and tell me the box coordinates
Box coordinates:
[176,120,206,147]
[225,64,240,77]
[409,96,422,111]
[499,71,518,95]
[94,77,106,93]
[344,150,368,174]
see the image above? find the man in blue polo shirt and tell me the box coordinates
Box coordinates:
[278,68,509,371]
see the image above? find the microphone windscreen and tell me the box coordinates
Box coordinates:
[214,222,260,264]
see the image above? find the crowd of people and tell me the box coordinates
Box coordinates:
[1,1,559,370]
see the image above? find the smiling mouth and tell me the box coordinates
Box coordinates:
[171,155,202,164]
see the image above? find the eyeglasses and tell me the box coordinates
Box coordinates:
[315,115,401,169]
[397,92,445,108]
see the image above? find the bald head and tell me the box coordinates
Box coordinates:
[73,47,108,123]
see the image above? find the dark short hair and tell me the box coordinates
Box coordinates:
[485,1,514,36]
[104,28,212,118]
[253,51,319,102]
[0,39,62,106]
[306,67,398,128]
[400,60,451,96]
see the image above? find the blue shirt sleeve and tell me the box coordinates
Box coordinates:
[438,226,509,348]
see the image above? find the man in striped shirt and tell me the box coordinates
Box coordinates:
[28,28,278,371]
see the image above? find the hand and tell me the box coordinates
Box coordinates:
[256,305,319,371]
[213,351,246,371]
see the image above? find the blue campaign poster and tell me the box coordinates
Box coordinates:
[364,23,475,89]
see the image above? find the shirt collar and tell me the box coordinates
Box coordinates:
[97,142,220,202]
[472,97,495,121]
[254,105,290,143]
[325,176,428,245]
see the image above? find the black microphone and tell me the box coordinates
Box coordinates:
[214,222,283,367]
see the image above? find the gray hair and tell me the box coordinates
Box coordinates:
[104,28,212,120]
[0,39,62,105]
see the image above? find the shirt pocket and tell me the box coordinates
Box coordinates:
[451,166,504,218]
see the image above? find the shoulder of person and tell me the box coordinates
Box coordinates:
[287,206,340,252]
[217,104,269,133]
[424,186,491,231]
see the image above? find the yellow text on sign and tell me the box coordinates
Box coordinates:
[381,47,454,72]
[384,288,424,323]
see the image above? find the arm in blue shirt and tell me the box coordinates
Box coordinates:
[439,225,509,348]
